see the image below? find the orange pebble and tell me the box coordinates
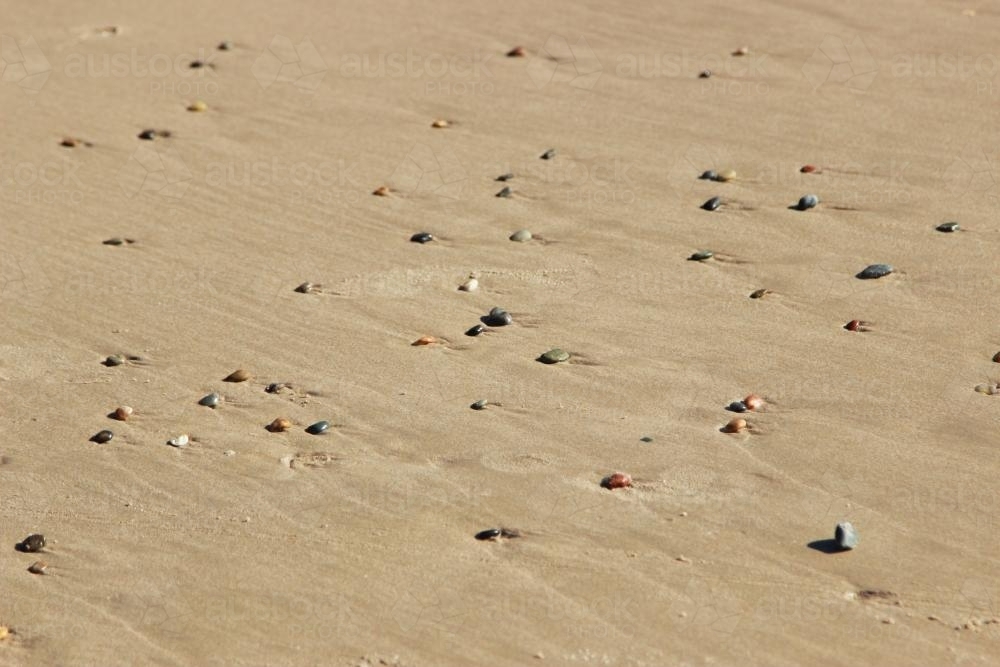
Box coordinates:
[723,418,748,433]
[412,336,438,346]
[800,164,819,173]
[743,394,765,411]
[267,418,292,433]
[602,472,633,490]
[372,186,390,196]
[507,46,526,57]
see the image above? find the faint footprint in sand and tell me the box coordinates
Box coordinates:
[284,452,342,469]
[480,451,551,474]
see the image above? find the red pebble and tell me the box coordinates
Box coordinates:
[800,165,819,173]
[506,46,526,57]
[602,472,633,490]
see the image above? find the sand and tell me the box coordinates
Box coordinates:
[2,0,1000,665]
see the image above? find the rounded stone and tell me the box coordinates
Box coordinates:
[199,393,221,408]
[539,348,570,364]
[749,289,770,299]
[496,173,514,182]
[727,401,748,413]
[305,421,330,435]
[857,264,894,280]
[702,196,722,211]
[540,149,556,160]
[137,129,157,141]
[639,436,654,443]
[936,222,960,233]
[410,232,434,244]
[485,307,512,327]
[717,169,737,182]
[168,434,189,448]
[91,430,114,444]
[470,399,488,410]
[796,194,819,210]
[688,250,714,262]
[496,186,512,198]
[104,355,124,367]
[187,100,208,112]
[224,369,252,382]
[699,170,718,181]
[835,522,859,550]
[509,229,532,242]
[19,534,45,553]
[465,324,486,337]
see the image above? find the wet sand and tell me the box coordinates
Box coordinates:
[2,0,1000,665]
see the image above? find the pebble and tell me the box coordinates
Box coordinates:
[224,450,236,457]
[702,196,722,211]
[485,307,513,327]
[103,237,135,246]
[743,394,765,411]
[800,164,819,174]
[305,421,330,435]
[727,401,748,413]
[539,348,570,364]
[137,129,171,141]
[936,222,960,233]
[372,186,390,196]
[466,324,486,337]
[60,137,80,148]
[496,186,512,198]
[540,149,556,160]
[218,40,233,51]
[91,430,114,444]
[475,527,521,540]
[699,170,718,181]
[412,336,438,346]
[199,393,221,408]
[835,522,859,550]
[857,264,894,280]
[698,69,711,78]
[27,561,48,575]
[470,399,488,410]
[189,60,205,69]
[458,277,479,292]
[187,100,208,112]
[167,434,189,448]
[224,369,252,382]
[267,418,292,432]
[294,282,319,294]
[844,319,869,332]
[506,46,526,57]
[431,119,450,128]
[104,355,124,366]
[688,250,714,262]
[265,382,287,394]
[796,194,819,210]
[410,232,434,244]
[992,352,1000,363]
[0,625,9,641]
[640,436,654,443]
[733,46,749,56]
[18,534,45,553]
[602,472,633,489]
[723,418,748,433]
[113,406,133,421]
[496,173,514,182]
[749,289,771,299]
[717,169,737,182]
[974,383,999,395]
[509,229,532,242]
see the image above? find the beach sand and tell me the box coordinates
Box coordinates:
[2,0,1000,665]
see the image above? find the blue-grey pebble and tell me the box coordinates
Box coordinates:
[857,264,894,280]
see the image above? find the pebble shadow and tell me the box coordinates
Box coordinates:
[807,539,849,554]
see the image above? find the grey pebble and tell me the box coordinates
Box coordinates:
[936,222,960,233]
[835,522,859,550]
[470,399,488,410]
[698,69,712,78]
[796,194,819,211]
[484,307,512,327]
[727,401,748,413]
[540,149,556,160]
[699,170,718,181]
[702,196,722,211]
[538,348,570,364]
[305,420,330,435]
[218,41,233,51]
[496,173,514,182]
[103,355,124,367]
[466,324,486,337]
[91,430,114,444]
[199,393,221,408]
[688,250,714,262]
[410,232,434,244]
[496,187,512,198]
[857,264,894,280]
[639,436,654,443]
[509,229,532,242]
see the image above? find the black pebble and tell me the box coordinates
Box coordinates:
[699,69,712,78]
[475,528,520,541]
[699,170,718,181]
[465,324,486,337]
[540,149,556,160]
[18,534,45,553]
[496,173,514,182]
[640,436,654,443]
[91,430,114,444]
[484,307,512,327]
[702,196,722,211]
[189,60,205,69]
[138,129,157,140]
[495,186,512,198]
[410,232,434,244]
[265,382,285,394]
[727,401,748,413]
[936,222,960,233]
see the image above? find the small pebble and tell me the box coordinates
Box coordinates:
[796,194,819,210]
[104,355,124,367]
[699,170,718,181]
[698,69,711,78]
[305,421,330,435]
[835,522,859,550]
[509,229,532,242]
[857,264,894,280]
[727,401,748,413]
[431,119,450,128]
[113,406,133,421]
[506,46,526,57]
[458,277,479,292]
[800,164,819,174]
[466,324,486,337]
[974,383,999,395]
[27,561,48,575]
[733,46,749,56]
[496,186,512,198]
[743,394,765,411]
[167,434,189,448]
[992,352,1000,363]
[372,186,390,196]
[540,149,556,160]
[294,282,318,294]
[485,307,512,327]
[496,173,514,182]
[103,237,134,246]
[224,450,236,457]
[267,418,292,433]
[199,393,221,408]
[749,289,771,299]
[224,369,252,382]
[936,222,960,233]
[717,169,737,182]
[137,129,158,141]
[470,399,488,410]
[412,336,438,346]
[539,348,570,364]
[18,534,45,553]
[217,40,233,51]
[844,319,869,332]
[601,472,633,489]
[265,382,287,394]
[91,430,114,444]
[475,527,521,540]
[189,60,205,69]
[723,418,748,433]
[187,100,208,112]
[410,232,434,244]
[639,436,654,443]
[60,138,79,148]
[702,196,722,211]
[688,250,714,262]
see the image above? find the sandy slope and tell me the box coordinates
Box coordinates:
[2,0,1000,665]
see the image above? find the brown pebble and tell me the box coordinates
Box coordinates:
[506,46,526,57]
[411,336,438,346]
[749,289,771,299]
[61,138,78,148]
[223,369,252,382]
[27,561,48,575]
[723,418,748,433]
[800,164,819,174]
[733,46,749,56]
[845,319,871,332]
[742,394,765,411]
[267,418,292,433]
[372,186,390,196]
[431,119,450,128]
[112,406,133,421]
[601,472,633,490]
[992,352,1000,363]
[18,534,45,553]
